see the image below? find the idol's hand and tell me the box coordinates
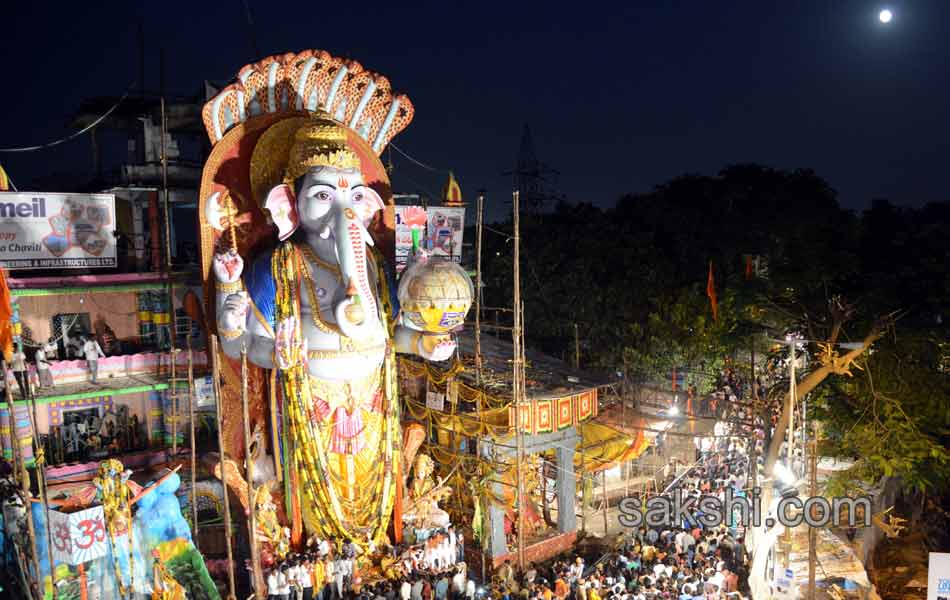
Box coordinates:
[213,249,244,283]
[418,334,456,363]
[220,293,249,334]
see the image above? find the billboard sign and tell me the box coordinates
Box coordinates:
[0,192,116,270]
[426,206,465,263]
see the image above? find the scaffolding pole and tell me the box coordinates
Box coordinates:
[511,189,526,571]
[187,336,199,545]
[210,335,237,600]
[241,344,265,596]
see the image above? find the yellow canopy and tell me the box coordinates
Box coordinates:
[575,419,651,473]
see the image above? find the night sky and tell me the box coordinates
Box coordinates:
[1,1,949,223]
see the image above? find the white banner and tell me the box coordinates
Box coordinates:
[426,207,465,263]
[194,375,215,408]
[426,391,445,411]
[930,552,950,600]
[0,192,116,270]
[49,505,113,565]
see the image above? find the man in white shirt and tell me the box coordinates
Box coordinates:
[451,565,466,597]
[465,579,476,600]
[82,336,105,383]
[34,346,54,389]
[278,566,291,600]
[400,579,412,600]
[267,568,281,600]
[10,348,27,397]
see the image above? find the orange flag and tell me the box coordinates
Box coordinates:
[706,260,718,322]
[0,268,13,361]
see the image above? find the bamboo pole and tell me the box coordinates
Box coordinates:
[5,361,41,600]
[511,190,526,571]
[601,470,609,536]
[474,192,484,387]
[187,337,199,545]
[209,335,237,600]
[25,378,57,599]
[241,344,264,597]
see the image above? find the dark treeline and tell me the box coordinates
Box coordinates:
[479,163,949,378]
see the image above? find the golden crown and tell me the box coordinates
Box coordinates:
[284,115,361,182]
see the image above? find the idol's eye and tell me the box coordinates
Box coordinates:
[352,191,363,203]
[307,186,333,202]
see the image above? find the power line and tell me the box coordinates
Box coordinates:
[390,142,450,174]
[0,82,135,153]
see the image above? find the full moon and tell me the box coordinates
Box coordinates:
[879,9,893,23]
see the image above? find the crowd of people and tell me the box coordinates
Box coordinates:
[477,366,771,600]
[264,526,474,600]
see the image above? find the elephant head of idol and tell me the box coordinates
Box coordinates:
[262,116,385,341]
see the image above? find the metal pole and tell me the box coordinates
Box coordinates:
[511,189,526,571]
[160,95,178,458]
[209,335,237,600]
[783,340,796,569]
[601,469,608,536]
[750,340,757,491]
[574,323,580,369]
[187,337,199,545]
[474,192,484,386]
[808,436,818,600]
[241,344,264,597]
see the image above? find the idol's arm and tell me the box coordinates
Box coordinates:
[394,325,456,362]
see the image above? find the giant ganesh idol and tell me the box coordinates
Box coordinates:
[198,50,468,547]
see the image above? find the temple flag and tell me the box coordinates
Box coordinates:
[442,171,463,206]
[0,268,13,361]
[706,260,718,322]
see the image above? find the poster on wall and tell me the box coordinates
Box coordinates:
[394,205,428,273]
[0,192,116,270]
[426,206,465,263]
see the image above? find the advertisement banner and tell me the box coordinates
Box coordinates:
[426,206,465,263]
[0,192,116,270]
[49,505,113,566]
[930,552,950,600]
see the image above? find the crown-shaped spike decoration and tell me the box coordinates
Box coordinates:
[202,49,414,154]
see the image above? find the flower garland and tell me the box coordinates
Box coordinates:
[272,241,398,545]
[94,459,134,598]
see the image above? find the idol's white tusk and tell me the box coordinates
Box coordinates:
[319,224,331,239]
[356,220,374,247]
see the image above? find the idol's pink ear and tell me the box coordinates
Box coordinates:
[360,187,385,226]
[265,184,299,241]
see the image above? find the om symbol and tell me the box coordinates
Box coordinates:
[75,518,106,549]
[52,522,72,554]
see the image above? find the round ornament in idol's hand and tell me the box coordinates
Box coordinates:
[398,253,474,334]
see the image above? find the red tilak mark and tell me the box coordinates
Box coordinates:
[338,177,349,189]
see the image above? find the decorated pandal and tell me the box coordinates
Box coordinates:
[194,46,476,595]
[0,459,216,599]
